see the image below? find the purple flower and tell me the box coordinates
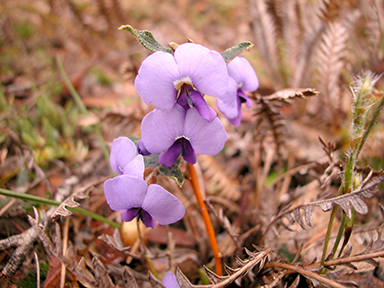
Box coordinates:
[162,271,180,288]
[110,137,144,178]
[104,137,185,228]
[141,105,227,167]
[104,176,185,228]
[134,43,235,122]
[217,57,259,126]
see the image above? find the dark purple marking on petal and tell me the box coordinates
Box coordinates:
[120,208,140,222]
[159,140,182,167]
[137,139,151,156]
[140,210,157,228]
[189,90,216,122]
[238,90,253,108]
[181,138,196,165]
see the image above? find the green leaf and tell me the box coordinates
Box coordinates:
[159,163,184,187]
[119,25,173,54]
[221,41,254,64]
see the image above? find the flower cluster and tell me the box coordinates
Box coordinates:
[103,41,258,228]
[104,137,185,228]
[136,43,259,167]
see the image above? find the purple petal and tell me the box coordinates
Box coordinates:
[120,208,140,222]
[181,139,196,165]
[122,154,144,178]
[238,90,253,108]
[228,97,243,126]
[141,106,185,154]
[134,51,180,111]
[184,109,227,156]
[109,137,137,175]
[174,43,228,97]
[159,140,182,167]
[140,210,156,228]
[189,90,217,121]
[227,57,259,92]
[216,77,239,119]
[162,272,180,288]
[142,184,185,226]
[137,139,151,156]
[103,175,147,211]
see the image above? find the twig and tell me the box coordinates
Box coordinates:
[264,262,347,288]
[187,163,222,276]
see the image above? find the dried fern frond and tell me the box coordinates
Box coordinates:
[278,0,301,85]
[315,21,349,120]
[249,0,281,88]
[198,155,241,201]
[270,170,384,230]
[28,208,117,288]
[175,248,271,288]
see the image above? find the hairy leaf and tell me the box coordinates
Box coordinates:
[221,42,254,64]
[159,163,184,187]
[119,25,173,54]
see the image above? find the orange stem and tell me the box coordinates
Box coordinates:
[187,163,222,276]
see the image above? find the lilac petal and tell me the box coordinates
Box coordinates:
[162,272,180,288]
[103,175,147,211]
[140,210,156,228]
[141,106,185,154]
[142,184,185,226]
[238,90,253,108]
[181,139,196,165]
[122,154,144,178]
[227,57,259,92]
[228,97,243,126]
[174,43,228,97]
[176,93,191,110]
[120,208,139,222]
[216,77,239,119]
[109,137,137,175]
[159,140,182,167]
[134,51,180,111]
[189,90,217,122]
[137,139,151,156]
[184,108,227,156]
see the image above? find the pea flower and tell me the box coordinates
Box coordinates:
[104,137,185,228]
[141,105,227,167]
[134,42,236,122]
[217,56,259,126]
[162,271,180,288]
[109,137,144,178]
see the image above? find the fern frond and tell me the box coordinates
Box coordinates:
[249,0,281,88]
[315,21,349,119]
[198,155,241,201]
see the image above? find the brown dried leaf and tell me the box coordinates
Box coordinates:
[52,185,94,219]
[262,88,319,102]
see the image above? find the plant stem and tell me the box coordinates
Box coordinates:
[55,56,110,164]
[187,163,222,276]
[0,187,121,230]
